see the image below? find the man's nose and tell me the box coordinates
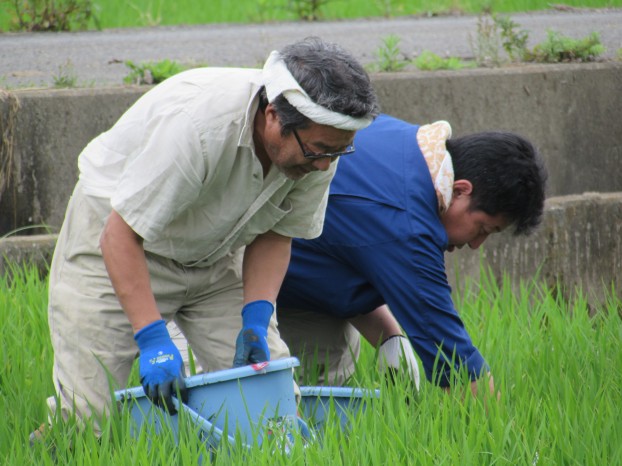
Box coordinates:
[468,234,489,250]
[311,157,333,171]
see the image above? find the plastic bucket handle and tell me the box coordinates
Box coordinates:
[171,397,313,450]
[171,397,247,450]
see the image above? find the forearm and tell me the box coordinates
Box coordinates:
[100,210,160,332]
[348,304,403,347]
[233,232,291,367]
[242,231,292,303]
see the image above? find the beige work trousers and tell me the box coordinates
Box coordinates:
[46,183,289,428]
[276,308,360,386]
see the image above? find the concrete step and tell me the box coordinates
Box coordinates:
[2,192,620,307]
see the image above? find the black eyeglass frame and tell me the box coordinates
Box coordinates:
[292,129,356,160]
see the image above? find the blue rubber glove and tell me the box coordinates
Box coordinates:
[134,319,188,414]
[232,300,274,367]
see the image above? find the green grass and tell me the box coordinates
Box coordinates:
[1,264,622,464]
[1,0,620,32]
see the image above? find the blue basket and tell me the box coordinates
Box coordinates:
[299,386,380,433]
[115,357,300,450]
[115,357,380,452]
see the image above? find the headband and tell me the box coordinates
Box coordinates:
[262,51,373,131]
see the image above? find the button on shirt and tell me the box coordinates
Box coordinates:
[78,67,336,266]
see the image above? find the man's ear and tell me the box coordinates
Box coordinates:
[262,103,282,136]
[264,103,278,122]
[453,179,473,197]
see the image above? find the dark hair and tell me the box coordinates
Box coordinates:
[446,132,548,235]
[267,37,380,135]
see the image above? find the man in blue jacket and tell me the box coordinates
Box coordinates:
[276,114,547,395]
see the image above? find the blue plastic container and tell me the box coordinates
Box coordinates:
[115,357,380,452]
[115,357,300,450]
[298,386,380,433]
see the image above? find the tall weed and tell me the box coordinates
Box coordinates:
[6,0,97,31]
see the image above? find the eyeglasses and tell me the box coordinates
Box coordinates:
[292,129,355,160]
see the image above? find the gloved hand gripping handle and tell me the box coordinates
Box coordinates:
[232,300,274,367]
[134,319,188,413]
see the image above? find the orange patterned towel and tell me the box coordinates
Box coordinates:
[416,121,454,214]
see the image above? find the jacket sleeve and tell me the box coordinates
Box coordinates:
[349,204,489,387]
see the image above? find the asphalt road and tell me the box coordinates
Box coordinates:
[1,8,621,89]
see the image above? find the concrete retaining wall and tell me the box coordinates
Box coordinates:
[2,192,620,305]
[0,87,145,235]
[375,63,622,198]
[2,62,621,235]
[1,63,621,304]
[0,234,55,276]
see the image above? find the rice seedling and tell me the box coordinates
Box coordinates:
[1,264,621,464]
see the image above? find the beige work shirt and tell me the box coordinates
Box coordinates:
[78,67,336,267]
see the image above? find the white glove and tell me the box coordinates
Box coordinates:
[378,335,420,391]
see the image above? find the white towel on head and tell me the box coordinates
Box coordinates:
[262,51,373,131]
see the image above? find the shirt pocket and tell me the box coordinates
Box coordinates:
[234,198,293,247]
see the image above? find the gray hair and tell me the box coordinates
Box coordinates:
[269,37,379,134]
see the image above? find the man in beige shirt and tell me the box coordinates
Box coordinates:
[34,37,379,441]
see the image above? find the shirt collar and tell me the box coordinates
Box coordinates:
[238,79,263,149]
